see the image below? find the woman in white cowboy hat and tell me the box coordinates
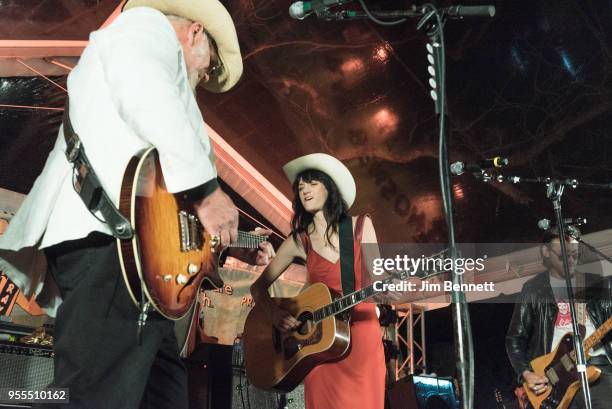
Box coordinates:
[251,153,386,409]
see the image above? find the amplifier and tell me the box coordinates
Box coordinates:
[0,341,54,389]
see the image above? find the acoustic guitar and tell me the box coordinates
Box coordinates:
[522,315,612,409]
[117,147,266,320]
[243,272,407,392]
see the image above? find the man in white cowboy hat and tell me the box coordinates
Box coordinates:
[0,1,274,407]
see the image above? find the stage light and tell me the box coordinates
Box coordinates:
[373,43,392,63]
[453,183,464,200]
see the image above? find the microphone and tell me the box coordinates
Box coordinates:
[538,218,588,231]
[289,0,354,20]
[450,157,508,175]
[444,5,496,18]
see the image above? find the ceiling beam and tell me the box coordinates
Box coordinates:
[0,40,87,58]
[100,2,125,29]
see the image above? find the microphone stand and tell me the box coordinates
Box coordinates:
[417,8,475,409]
[463,172,603,409]
[326,5,475,408]
[315,5,498,408]
[573,235,612,264]
[317,9,422,20]
[548,180,593,409]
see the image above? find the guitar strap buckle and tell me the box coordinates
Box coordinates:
[65,135,81,163]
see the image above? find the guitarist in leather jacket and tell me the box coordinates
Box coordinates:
[505,227,612,408]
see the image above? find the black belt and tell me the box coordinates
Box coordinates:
[62,105,133,240]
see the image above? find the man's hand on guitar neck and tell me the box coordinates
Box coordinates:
[253,228,275,265]
[228,227,276,266]
[522,370,549,395]
[194,187,238,247]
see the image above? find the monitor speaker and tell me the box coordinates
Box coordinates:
[386,375,459,409]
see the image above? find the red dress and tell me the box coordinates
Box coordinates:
[302,216,386,409]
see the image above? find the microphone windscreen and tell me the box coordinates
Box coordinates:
[289,2,306,19]
[537,218,551,231]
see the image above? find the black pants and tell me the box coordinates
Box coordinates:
[569,358,612,409]
[43,233,188,409]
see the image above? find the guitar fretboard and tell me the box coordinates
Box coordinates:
[229,231,268,249]
[584,315,612,353]
[312,274,397,323]
[179,210,268,251]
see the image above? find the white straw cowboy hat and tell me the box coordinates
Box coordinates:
[123,0,243,93]
[283,153,357,208]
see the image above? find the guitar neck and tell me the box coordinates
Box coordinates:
[228,231,268,249]
[312,274,396,323]
[584,315,612,353]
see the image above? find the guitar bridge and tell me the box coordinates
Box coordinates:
[178,211,203,252]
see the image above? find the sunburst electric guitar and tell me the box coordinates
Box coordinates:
[117,147,266,320]
[522,315,612,409]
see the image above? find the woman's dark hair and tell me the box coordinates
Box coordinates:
[290,169,349,248]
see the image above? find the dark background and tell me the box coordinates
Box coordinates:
[2,1,611,407]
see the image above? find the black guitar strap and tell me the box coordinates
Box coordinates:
[339,215,355,296]
[62,102,133,239]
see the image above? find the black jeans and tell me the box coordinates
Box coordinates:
[43,233,188,409]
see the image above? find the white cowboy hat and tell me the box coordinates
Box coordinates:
[123,0,243,93]
[283,153,356,208]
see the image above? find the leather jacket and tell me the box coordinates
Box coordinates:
[505,271,612,383]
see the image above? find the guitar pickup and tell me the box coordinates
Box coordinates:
[545,367,559,384]
[560,354,574,372]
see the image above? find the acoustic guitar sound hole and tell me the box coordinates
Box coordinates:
[297,311,314,336]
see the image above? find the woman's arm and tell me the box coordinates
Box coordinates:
[250,236,305,332]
